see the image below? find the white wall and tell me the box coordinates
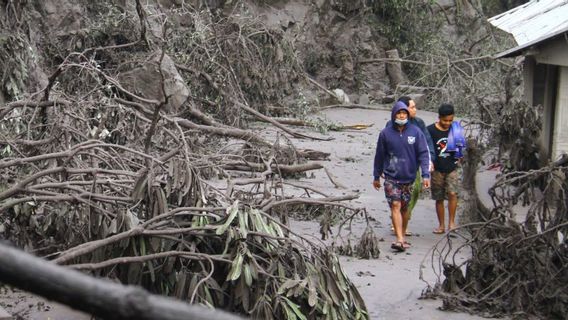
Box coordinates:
[552,66,568,160]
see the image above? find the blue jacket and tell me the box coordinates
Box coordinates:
[447,121,466,158]
[373,102,431,183]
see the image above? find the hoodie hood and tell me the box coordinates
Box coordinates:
[391,101,409,123]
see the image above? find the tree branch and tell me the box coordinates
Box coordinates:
[0,243,243,320]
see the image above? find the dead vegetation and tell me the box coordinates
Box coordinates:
[422,101,568,319]
[0,1,372,319]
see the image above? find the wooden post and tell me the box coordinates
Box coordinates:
[0,243,244,320]
[385,49,408,90]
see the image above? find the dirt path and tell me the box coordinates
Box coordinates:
[284,107,496,320]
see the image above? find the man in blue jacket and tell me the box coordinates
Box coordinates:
[387,96,435,236]
[373,101,431,252]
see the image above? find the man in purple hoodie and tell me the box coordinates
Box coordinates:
[373,101,431,252]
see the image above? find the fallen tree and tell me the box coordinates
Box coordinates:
[0,242,243,320]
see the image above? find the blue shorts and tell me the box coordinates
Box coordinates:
[384,179,413,211]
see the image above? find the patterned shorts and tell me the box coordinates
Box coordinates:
[384,179,413,211]
[431,170,459,200]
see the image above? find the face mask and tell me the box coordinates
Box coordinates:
[394,119,408,126]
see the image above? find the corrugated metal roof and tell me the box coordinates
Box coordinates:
[494,24,568,58]
[488,0,568,46]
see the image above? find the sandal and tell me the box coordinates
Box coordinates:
[405,230,413,236]
[432,228,445,234]
[391,241,406,252]
[402,241,411,249]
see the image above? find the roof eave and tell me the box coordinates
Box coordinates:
[494,44,534,59]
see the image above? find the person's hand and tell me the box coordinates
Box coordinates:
[422,178,430,189]
[373,179,381,190]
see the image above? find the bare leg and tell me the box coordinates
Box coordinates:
[434,199,445,232]
[391,201,405,243]
[402,208,411,247]
[402,208,410,236]
[448,192,458,230]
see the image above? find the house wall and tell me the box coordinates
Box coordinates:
[542,64,559,161]
[527,35,568,162]
[535,37,568,67]
[552,66,568,160]
[528,58,556,161]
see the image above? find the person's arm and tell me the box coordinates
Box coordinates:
[373,132,386,190]
[416,118,436,166]
[426,124,437,171]
[424,127,436,164]
[415,130,431,187]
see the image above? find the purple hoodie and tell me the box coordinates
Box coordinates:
[373,101,430,183]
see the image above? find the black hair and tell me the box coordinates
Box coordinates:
[397,96,412,106]
[438,103,454,116]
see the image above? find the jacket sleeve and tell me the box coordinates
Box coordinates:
[373,132,386,180]
[416,118,436,162]
[415,130,431,179]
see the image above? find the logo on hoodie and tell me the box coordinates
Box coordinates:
[407,136,416,144]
